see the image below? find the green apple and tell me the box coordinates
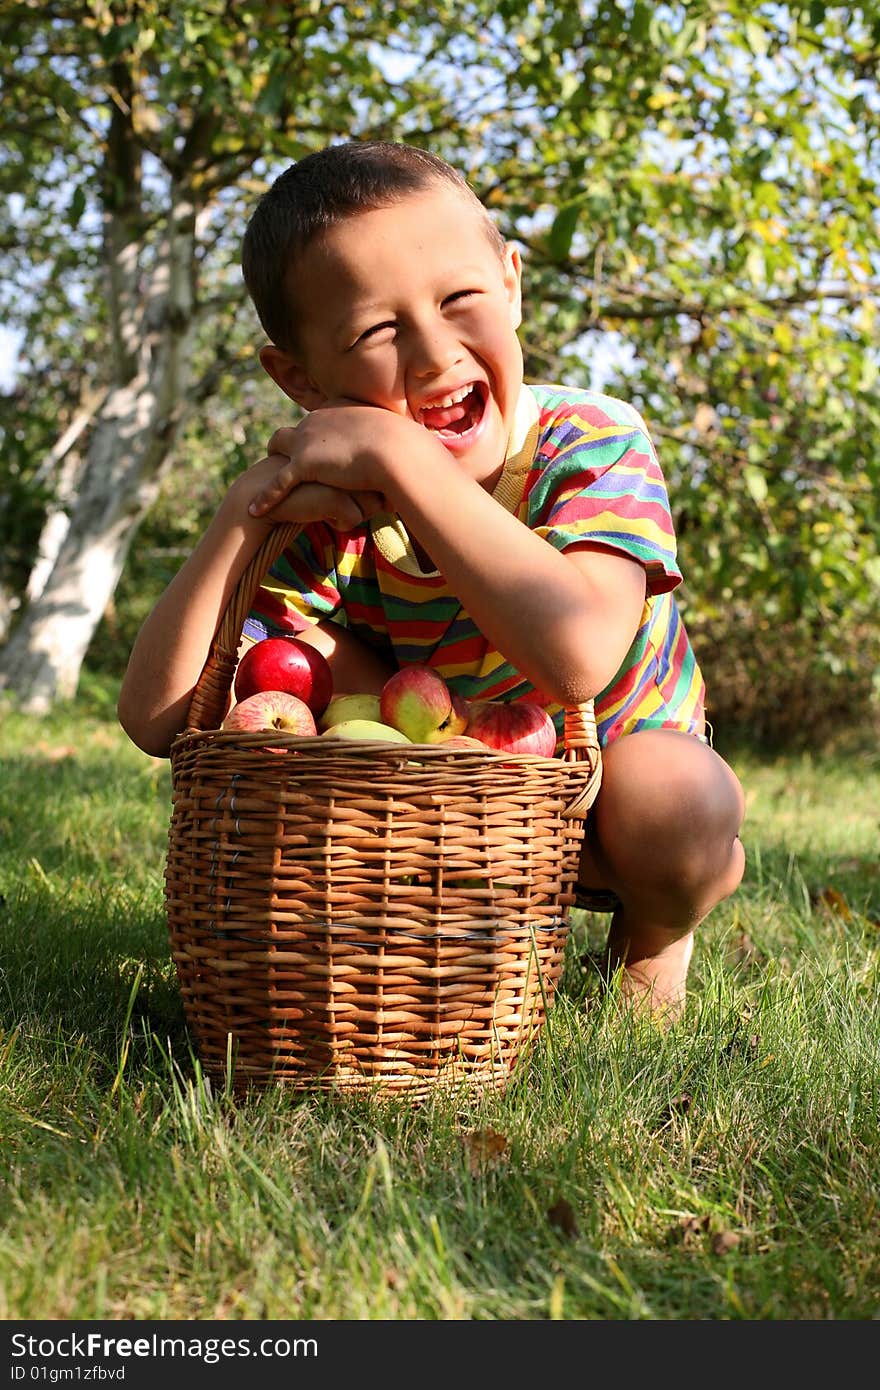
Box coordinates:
[320,719,412,744]
[318,692,383,731]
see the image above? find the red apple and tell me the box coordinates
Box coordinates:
[222,689,317,739]
[441,735,490,750]
[380,665,466,743]
[233,636,332,717]
[464,699,558,757]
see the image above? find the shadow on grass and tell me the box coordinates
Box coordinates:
[0,884,190,1090]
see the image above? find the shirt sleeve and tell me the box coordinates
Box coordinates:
[243,522,344,643]
[526,395,682,596]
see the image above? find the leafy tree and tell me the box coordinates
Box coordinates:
[2,1,878,746]
[470,1,880,742]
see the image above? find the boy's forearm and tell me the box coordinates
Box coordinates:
[389,462,639,707]
[117,487,274,757]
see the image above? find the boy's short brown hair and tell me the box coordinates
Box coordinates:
[242,140,505,353]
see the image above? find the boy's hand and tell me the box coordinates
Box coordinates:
[250,477,383,531]
[247,399,440,525]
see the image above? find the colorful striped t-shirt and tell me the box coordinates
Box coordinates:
[243,382,706,748]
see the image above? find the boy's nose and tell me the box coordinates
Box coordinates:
[411,320,463,377]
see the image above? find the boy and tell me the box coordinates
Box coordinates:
[118,140,745,1020]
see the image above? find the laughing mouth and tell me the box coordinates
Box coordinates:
[417,382,487,437]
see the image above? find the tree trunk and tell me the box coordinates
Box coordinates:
[0,382,181,712]
[0,168,199,713]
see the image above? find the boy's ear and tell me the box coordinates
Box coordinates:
[503,243,523,332]
[258,345,327,412]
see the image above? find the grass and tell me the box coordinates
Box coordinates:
[1,680,879,1321]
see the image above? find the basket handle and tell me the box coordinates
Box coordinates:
[185,522,301,732]
[560,702,603,815]
[185,521,604,811]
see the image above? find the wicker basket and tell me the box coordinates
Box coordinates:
[164,524,603,1097]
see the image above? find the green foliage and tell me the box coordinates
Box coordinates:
[1,2,878,743]
[497,2,880,743]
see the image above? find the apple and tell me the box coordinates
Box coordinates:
[318,691,383,731]
[233,636,333,717]
[449,691,471,733]
[222,689,317,738]
[463,699,558,757]
[320,718,412,743]
[380,665,467,743]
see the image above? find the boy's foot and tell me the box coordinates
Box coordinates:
[581,931,693,1027]
[614,930,693,1025]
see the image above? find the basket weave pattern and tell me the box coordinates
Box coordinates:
[165,526,602,1095]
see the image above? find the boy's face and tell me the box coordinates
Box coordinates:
[261,185,524,489]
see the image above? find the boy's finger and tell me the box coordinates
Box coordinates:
[260,482,366,532]
[350,489,387,519]
[248,460,300,514]
[264,427,299,458]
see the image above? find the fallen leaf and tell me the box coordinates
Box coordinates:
[813,886,852,921]
[711,1230,741,1255]
[839,857,880,876]
[675,1214,710,1247]
[547,1198,579,1239]
[658,1092,692,1126]
[461,1128,508,1172]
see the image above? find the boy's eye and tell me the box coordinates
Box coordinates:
[355,321,396,345]
[443,289,478,306]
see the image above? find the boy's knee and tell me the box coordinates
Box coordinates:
[680,745,744,840]
[601,731,742,832]
[593,731,744,895]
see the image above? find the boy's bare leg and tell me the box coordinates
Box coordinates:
[576,729,745,1020]
[284,620,396,694]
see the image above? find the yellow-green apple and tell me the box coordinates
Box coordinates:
[320,718,411,743]
[233,636,332,718]
[222,689,317,737]
[463,699,558,757]
[448,691,471,734]
[380,665,467,743]
[318,692,382,731]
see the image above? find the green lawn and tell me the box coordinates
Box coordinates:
[1,684,878,1320]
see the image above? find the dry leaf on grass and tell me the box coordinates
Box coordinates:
[838,857,880,876]
[658,1092,693,1126]
[461,1128,508,1173]
[675,1214,710,1247]
[547,1198,579,1239]
[812,886,853,920]
[673,1215,742,1255]
[711,1230,741,1255]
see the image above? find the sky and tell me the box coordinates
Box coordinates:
[0,326,21,389]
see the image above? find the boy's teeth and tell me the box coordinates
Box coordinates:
[422,386,470,412]
[418,383,482,436]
